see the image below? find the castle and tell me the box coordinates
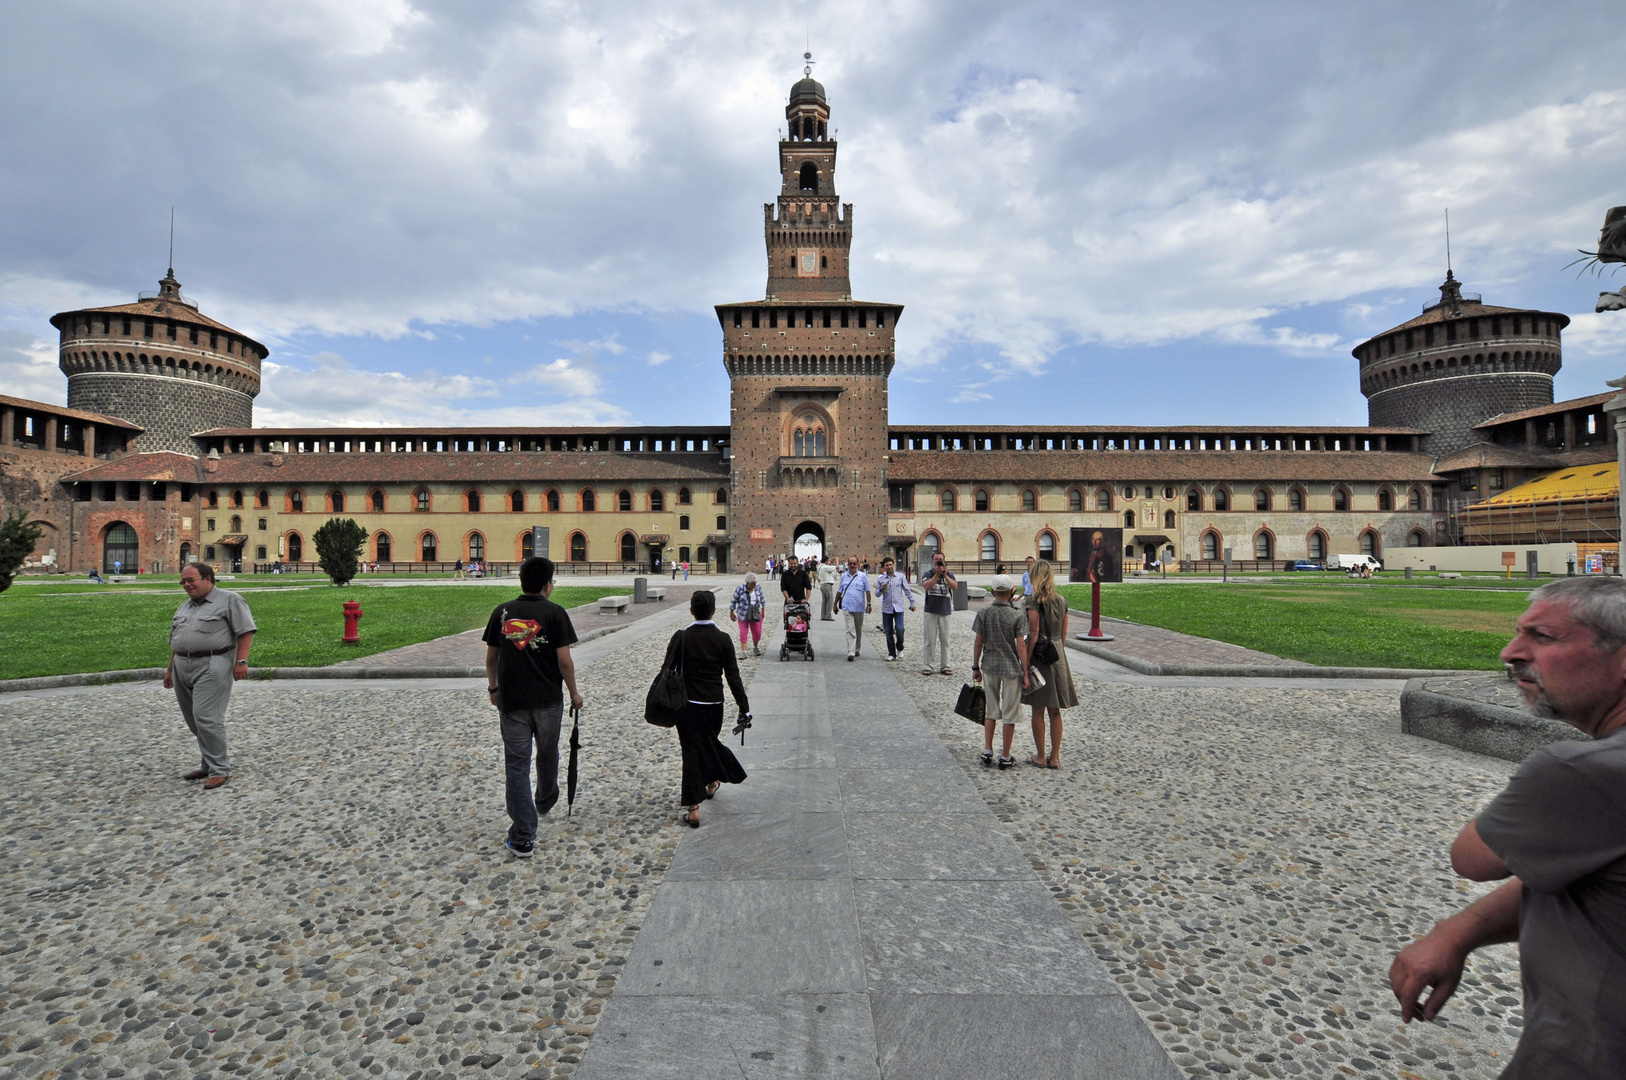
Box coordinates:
[2,73,1614,576]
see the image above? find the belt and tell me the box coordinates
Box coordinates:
[174,646,233,659]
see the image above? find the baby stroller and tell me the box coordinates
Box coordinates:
[780,602,815,661]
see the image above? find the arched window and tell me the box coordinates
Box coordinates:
[975,489,990,512]
[289,490,304,513]
[547,489,561,512]
[1163,485,1174,500]
[230,515,242,532]
[1125,510,1136,528]
[1307,531,1326,560]
[370,490,385,513]
[1096,488,1113,511]
[1123,485,1135,500]
[582,489,596,512]
[230,489,243,507]
[208,490,219,508]
[620,533,637,562]
[1164,509,1175,529]
[980,533,999,561]
[792,412,827,457]
[287,533,303,562]
[1020,489,1036,512]
[256,489,269,508]
[1038,532,1056,560]
[1409,488,1424,511]
[1378,488,1393,511]
[1254,532,1273,560]
[920,532,942,561]
[375,533,392,562]
[1214,488,1229,512]
[678,487,692,505]
[715,487,728,504]
[330,489,345,513]
[1408,530,1426,547]
[466,489,481,513]
[650,489,665,512]
[1360,530,1380,558]
[420,532,437,561]
[102,522,139,573]
[1333,487,1349,512]
[510,490,524,512]
[468,532,485,561]
[1288,488,1304,512]
[799,162,818,190]
[940,489,957,511]
[415,488,430,512]
[1068,489,1082,512]
[617,489,632,512]
[1254,487,1271,512]
[570,532,587,562]
[1186,488,1202,511]
[1201,532,1219,560]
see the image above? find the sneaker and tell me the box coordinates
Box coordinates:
[847,653,855,661]
[504,838,534,859]
[997,756,1016,770]
[753,645,762,657]
[980,751,994,768]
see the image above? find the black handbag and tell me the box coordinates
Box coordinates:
[645,631,687,728]
[953,682,986,726]
[1032,636,1060,666]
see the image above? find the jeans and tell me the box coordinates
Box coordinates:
[881,610,906,657]
[500,703,564,844]
[844,610,865,655]
[923,611,952,671]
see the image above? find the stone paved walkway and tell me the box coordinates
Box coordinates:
[576,615,1179,1079]
[1082,617,1308,668]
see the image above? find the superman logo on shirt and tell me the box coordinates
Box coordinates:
[502,618,546,651]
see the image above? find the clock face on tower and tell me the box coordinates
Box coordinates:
[797,248,820,277]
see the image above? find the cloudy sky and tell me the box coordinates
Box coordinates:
[2,1,1624,430]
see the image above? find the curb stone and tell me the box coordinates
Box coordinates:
[1066,636,1466,680]
[0,623,625,694]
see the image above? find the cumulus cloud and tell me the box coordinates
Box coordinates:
[646,350,671,366]
[516,358,604,397]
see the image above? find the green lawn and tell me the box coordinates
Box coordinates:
[1060,582,1528,669]
[0,585,619,679]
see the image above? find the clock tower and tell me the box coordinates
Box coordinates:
[718,62,902,570]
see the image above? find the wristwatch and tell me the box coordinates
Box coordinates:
[234,659,248,666]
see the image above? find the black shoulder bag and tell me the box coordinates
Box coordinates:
[645,630,687,728]
[1031,600,1060,667]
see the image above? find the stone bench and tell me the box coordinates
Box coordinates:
[966,586,988,599]
[645,586,667,601]
[1438,572,1462,579]
[598,595,631,613]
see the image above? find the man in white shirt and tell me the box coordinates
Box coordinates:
[837,556,871,660]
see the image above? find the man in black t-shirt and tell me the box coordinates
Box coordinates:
[1390,577,1626,1078]
[781,559,811,605]
[482,556,582,859]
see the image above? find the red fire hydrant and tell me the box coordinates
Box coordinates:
[342,600,363,644]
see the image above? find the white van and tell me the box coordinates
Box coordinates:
[1327,554,1382,573]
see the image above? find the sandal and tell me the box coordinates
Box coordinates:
[683,809,701,828]
[921,669,934,676]
[1026,754,1048,768]
[705,781,720,799]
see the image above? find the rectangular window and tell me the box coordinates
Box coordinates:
[888,483,914,511]
[733,311,742,328]
[876,310,885,328]
[258,518,267,531]
[840,310,849,328]
[858,310,867,328]
[680,515,690,531]
[770,310,778,329]
[752,310,760,328]
[822,309,831,327]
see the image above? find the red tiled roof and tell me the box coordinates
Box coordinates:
[887,424,1424,436]
[886,449,1438,484]
[64,450,731,486]
[1474,392,1615,429]
[62,451,203,483]
[0,393,143,430]
[195,425,730,438]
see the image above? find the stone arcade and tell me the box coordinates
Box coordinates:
[1,74,1611,576]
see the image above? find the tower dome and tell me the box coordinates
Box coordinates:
[51,270,265,455]
[789,76,826,106]
[1354,272,1568,455]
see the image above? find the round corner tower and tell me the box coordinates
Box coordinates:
[51,270,264,455]
[1355,271,1568,456]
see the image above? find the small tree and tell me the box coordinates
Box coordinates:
[0,510,45,595]
[313,517,368,586]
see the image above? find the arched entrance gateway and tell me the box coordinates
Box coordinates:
[103,522,138,573]
[792,521,824,562]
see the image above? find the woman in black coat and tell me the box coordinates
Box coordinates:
[665,590,751,827]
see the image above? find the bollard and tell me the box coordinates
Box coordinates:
[633,577,649,604]
[953,580,969,611]
[342,600,363,644]
[1404,566,1413,579]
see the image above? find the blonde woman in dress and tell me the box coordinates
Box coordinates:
[1021,560,1078,768]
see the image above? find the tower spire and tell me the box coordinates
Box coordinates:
[168,205,175,278]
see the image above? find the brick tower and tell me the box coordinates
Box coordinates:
[719,64,902,569]
[1355,271,1568,456]
[52,269,265,455]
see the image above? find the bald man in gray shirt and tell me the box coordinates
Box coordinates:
[163,563,256,790]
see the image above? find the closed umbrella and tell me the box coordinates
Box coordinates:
[565,705,581,817]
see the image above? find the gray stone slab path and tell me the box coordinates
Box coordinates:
[577,617,1180,1079]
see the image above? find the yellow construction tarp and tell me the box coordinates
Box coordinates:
[1477,465,1618,506]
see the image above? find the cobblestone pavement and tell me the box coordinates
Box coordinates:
[331,588,715,670]
[1082,616,1310,668]
[0,605,777,1080]
[892,618,1522,1080]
